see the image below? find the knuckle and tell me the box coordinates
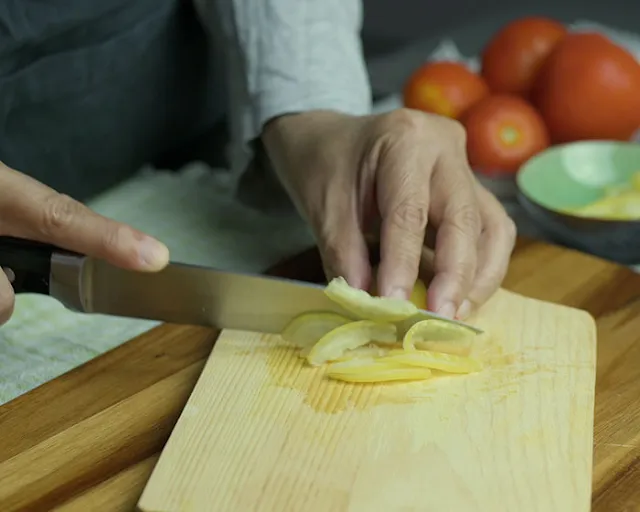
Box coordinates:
[380,108,425,135]
[439,262,476,293]
[457,261,476,283]
[454,250,477,279]
[99,223,128,255]
[451,202,481,236]
[40,193,82,237]
[390,199,428,235]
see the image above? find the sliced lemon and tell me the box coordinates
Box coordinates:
[413,339,473,357]
[300,341,392,360]
[281,311,352,348]
[326,358,432,383]
[334,345,391,361]
[381,349,483,374]
[402,318,477,351]
[306,320,397,366]
[324,276,418,322]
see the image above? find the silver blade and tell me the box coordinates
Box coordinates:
[49,254,482,334]
[83,259,351,334]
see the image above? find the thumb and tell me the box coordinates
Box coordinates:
[314,197,371,290]
[1,167,169,272]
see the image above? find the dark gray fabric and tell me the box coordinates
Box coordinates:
[0,0,225,200]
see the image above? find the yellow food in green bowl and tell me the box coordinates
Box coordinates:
[565,170,640,220]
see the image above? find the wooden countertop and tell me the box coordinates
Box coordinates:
[1,237,639,512]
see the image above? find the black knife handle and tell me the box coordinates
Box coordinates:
[0,236,56,295]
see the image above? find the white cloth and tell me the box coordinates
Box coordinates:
[0,163,315,404]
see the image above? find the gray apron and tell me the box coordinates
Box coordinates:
[0,0,225,200]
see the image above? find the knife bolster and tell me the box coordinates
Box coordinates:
[49,253,90,312]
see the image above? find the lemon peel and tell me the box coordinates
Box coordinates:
[402,318,477,352]
[306,320,397,366]
[324,277,418,322]
[334,345,392,361]
[281,311,352,348]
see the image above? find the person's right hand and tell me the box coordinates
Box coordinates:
[0,162,170,325]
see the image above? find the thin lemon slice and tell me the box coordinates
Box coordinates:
[381,349,483,374]
[306,320,397,366]
[326,358,432,383]
[402,318,477,352]
[324,276,418,322]
[300,341,392,360]
[334,345,391,361]
[281,311,352,348]
[413,339,473,357]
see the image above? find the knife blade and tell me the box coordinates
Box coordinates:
[0,236,482,334]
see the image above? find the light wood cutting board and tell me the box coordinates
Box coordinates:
[137,288,597,512]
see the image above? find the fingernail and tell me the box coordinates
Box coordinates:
[437,301,456,319]
[388,287,409,300]
[138,237,169,270]
[456,299,472,320]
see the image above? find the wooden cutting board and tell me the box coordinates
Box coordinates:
[137,287,597,512]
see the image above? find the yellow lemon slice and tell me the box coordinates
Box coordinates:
[301,340,393,360]
[306,320,397,366]
[381,349,483,374]
[334,345,392,361]
[281,311,352,348]
[324,276,419,322]
[326,358,432,383]
[402,318,478,352]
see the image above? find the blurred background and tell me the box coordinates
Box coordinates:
[352,3,640,268]
[361,0,640,71]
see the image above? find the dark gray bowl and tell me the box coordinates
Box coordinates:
[516,141,640,265]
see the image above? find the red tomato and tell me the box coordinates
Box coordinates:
[481,17,567,97]
[403,61,489,119]
[532,32,640,143]
[462,94,550,174]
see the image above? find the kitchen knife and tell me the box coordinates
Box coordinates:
[0,236,482,334]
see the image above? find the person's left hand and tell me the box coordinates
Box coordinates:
[262,109,516,320]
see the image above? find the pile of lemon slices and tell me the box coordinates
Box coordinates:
[280,277,483,384]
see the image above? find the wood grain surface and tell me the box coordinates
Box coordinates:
[0,237,639,511]
[137,287,597,512]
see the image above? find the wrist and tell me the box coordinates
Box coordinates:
[262,110,360,170]
[263,110,350,146]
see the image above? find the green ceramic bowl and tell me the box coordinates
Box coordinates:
[516,140,640,265]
